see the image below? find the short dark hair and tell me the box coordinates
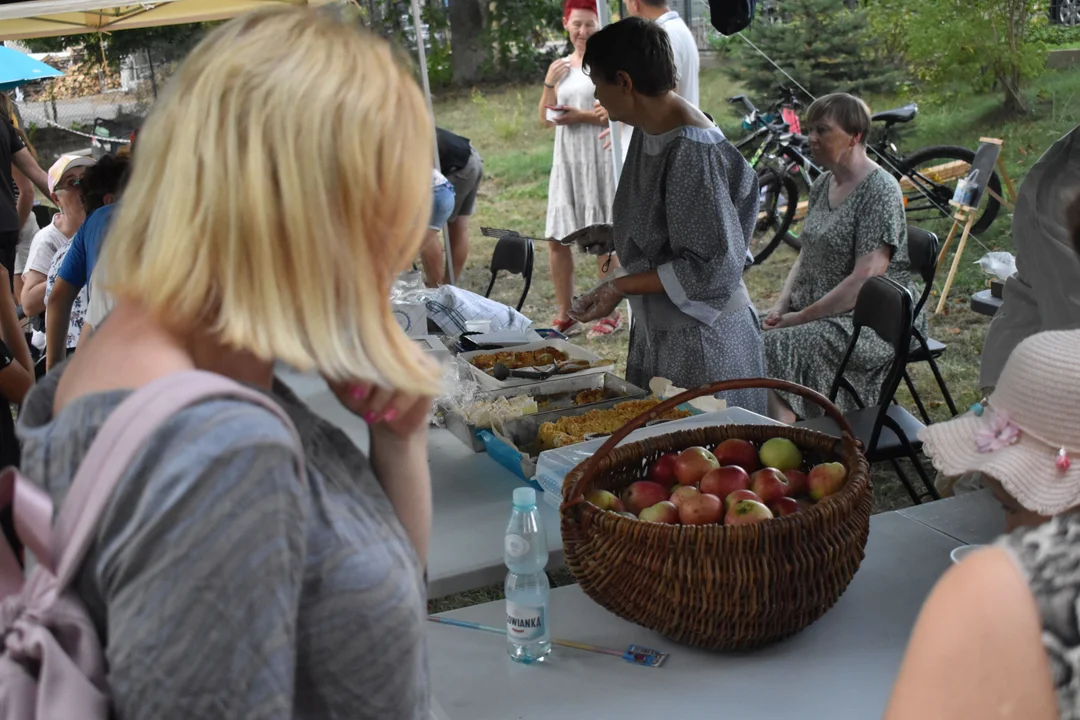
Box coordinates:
[80,154,131,214]
[805,93,872,145]
[583,17,676,97]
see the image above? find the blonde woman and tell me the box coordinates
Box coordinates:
[17,9,439,719]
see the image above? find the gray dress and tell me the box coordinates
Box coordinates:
[613,125,766,414]
[763,168,913,419]
[17,369,428,719]
[1001,512,1080,719]
[980,124,1080,392]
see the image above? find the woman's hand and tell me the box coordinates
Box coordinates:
[569,280,624,323]
[553,108,598,127]
[593,100,609,125]
[327,379,433,440]
[762,303,790,328]
[545,58,571,87]
[763,311,807,331]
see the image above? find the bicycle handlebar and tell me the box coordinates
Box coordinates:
[726,94,758,115]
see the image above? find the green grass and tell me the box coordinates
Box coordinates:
[428,64,1080,612]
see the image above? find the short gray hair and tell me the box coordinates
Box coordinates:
[806,93,872,145]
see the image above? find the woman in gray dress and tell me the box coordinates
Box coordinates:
[762,93,915,422]
[568,18,765,413]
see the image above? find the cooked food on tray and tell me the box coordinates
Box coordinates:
[574,388,606,406]
[537,399,692,450]
[469,346,570,371]
[460,395,538,429]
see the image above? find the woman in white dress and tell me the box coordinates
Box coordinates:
[538,0,619,338]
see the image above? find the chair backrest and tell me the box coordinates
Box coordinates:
[905,225,939,317]
[485,236,533,311]
[829,276,914,448]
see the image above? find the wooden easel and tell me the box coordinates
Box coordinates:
[934,201,977,315]
[933,137,1018,314]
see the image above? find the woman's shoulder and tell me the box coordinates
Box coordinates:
[865,165,903,197]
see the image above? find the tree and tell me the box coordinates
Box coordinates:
[727,0,904,100]
[871,0,1045,115]
[22,23,212,69]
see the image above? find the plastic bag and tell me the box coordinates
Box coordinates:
[975,251,1017,281]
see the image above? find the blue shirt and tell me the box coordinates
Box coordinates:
[58,203,117,291]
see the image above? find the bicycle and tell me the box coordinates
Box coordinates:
[727,95,1003,266]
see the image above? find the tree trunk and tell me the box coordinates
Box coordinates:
[1000,69,1029,115]
[448,0,486,84]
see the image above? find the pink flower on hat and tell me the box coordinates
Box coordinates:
[975,412,1022,453]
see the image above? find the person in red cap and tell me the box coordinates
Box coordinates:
[539,0,622,339]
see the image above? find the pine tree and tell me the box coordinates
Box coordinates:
[727,0,904,102]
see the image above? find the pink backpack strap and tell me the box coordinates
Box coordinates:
[51,370,305,589]
[0,370,305,599]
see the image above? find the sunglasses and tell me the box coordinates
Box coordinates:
[54,177,82,193]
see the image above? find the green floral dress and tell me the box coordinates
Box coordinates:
[764,167,917,419]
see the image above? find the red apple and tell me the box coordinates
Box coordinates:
[669,485,700,509]
[769,496,801,517]
[725,499,774,525]
[674,446,720,486]
[724,488,763,512]
[808,462,848,501]
[647,452,679,487]
[700,465,751,499]
[586,489,625,513]
[639,500,680,524]
[713,438,760,473]
[679,492,724,525]
[795,498,815,511]
[784,469,809,496]
[622,481,670,515]
[750,468,790,505]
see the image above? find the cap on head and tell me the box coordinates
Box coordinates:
[47,154,96,195]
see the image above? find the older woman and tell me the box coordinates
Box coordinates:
[568,18,765,413]
[17,9,439,717]
[763,93,915,422]
[884,329,1080,720]
[540,0,621,337]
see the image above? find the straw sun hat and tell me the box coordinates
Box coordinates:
[920,330,1080,517]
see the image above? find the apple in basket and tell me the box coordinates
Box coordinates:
[586,489,625,513]
[725,499,774,526]
[724,489,763,512]
[622,481,670,515]
[713,438,760,473]
[639,500,681,525]
[808,462,848,501]
[647,452,680,487]
[769,496,801,517]
[679,492,724,525]
[669,485,700,509]
[699,466,751,500]
[674,447,720,486]
[750,468,790,505]
[758,437,803,472]
[783,468,809,496]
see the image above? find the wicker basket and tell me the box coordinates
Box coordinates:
[560,378,872,651]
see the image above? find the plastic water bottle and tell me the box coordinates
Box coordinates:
[504,487,551,663]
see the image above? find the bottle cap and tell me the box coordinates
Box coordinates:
[513,487,537,509]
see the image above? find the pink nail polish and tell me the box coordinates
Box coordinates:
[362,411,376,424]
[350,385,367,400]
[384,408,399,422]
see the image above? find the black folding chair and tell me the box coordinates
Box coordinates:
[796,276,940,504]
[484,235,533,312]
[903,226,958,423]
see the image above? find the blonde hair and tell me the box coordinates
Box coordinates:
[101,7,439,393]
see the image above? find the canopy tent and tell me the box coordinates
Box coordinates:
[0,0,338,39]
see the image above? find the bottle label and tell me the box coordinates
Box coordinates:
[505,534,530,558]
[506,601,545,644]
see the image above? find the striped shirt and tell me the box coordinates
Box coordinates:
[17,370,429,719]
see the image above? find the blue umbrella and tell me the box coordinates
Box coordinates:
[0,45,63,92]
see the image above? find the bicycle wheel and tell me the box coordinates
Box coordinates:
[899,145,1002,234]
[750,169,799,265]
